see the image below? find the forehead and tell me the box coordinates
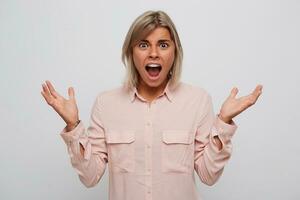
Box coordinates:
[144,27,172,40]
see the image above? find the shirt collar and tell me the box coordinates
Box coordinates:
[129,80,174,103]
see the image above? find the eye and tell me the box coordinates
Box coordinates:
[159,42,169,49]
[138,42,148,49]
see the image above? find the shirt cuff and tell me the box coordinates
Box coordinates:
[211,114,238,143]
[60,121,84,145]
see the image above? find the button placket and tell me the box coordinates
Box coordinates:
[145,101,154,199]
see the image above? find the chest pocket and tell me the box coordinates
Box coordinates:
[161,130,194,173]
[106,131,135,173]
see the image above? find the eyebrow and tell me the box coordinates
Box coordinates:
[140,39,172,43]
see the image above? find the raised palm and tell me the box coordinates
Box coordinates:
[219,84,263,123]
[41,80,79,126]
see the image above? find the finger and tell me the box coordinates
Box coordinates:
[253,85,263,102]
[42,83,51,97]
[41,90,53,105]
[252,84,263,97]
[41,91,48,102]
[45,80,59,98]
[229,87,239,98]
[42,83,56,105]
[247,88,262,106]
[68,87,75,100]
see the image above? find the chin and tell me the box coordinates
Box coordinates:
[145,82,162,88]
[144,77,168,88]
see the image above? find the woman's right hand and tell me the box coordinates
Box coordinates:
[41,80,79,129]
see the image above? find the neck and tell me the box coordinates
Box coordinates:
[137,78,169,102]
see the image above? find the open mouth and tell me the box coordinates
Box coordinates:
[145,63,162,77]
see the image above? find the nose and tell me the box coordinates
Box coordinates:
[149,46,159,59]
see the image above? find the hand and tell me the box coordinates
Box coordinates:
[218,84,263,123]
[41,80,79,126]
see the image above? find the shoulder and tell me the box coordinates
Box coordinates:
[177,81,211,99]
[94,85,126,103]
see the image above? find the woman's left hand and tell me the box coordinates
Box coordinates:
[218,84,263,123]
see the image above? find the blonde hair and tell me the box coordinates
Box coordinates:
[121,10,183,91]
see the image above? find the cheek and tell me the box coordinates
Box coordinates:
[164,51,175,67]
[133,51,146,68]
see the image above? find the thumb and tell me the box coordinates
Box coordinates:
[229,87,238,98]
[68,87,75,99]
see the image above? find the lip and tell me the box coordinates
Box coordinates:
[144,63,162,69]
[145,62,161,65]
[144,65,161,81]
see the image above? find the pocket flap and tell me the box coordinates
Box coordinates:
[106,131,135,144]
[162,130,193,144]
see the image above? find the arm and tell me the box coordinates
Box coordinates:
[65,120,85,157]
[212,114,234,151]
[194,93,237,186]
[60,94,108,188]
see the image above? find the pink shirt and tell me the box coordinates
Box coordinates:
[60,81,238,200]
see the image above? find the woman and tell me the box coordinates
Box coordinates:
[41,10,262,200]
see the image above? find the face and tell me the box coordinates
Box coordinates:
[133,27,175,89]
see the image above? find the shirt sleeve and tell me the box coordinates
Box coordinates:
[60,94,108,188]
[194,92,238,186]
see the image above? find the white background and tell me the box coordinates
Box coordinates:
[1,0,299,199]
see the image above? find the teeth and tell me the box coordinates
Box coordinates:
[146,63,161,67]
